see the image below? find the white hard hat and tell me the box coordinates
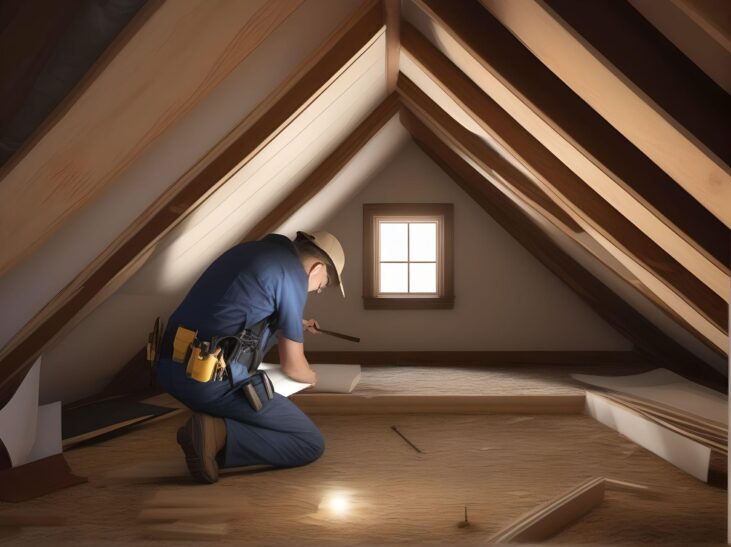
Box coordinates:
[297,231,346,297]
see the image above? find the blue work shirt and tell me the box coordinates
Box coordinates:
[161,234,308,364]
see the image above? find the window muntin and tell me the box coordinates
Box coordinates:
[363,203,453,310]
[378,221,438,295]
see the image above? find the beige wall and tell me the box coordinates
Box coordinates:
[303,141,632,352]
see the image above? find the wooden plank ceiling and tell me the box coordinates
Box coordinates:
[0,0,728,401]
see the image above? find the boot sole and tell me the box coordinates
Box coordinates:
[177,415,218,484]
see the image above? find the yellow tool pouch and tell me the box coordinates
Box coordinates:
[186,346,225,383]
[172,326,197,363]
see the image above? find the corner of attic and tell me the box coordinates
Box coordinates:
[0,0,728,544]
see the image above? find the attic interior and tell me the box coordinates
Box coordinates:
[0,0,729,544]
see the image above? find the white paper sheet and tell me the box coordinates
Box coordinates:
[585,392,711,482]
[309,364,361,393]
[259,363,361,397]
[572,368,727,425]
[259,363,312,398]
[0,357,41,466]
[27,401,62,464]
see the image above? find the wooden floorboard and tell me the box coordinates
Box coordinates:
[2,412,724,545]
[1,366,723,545]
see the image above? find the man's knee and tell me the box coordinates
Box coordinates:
[298,428,325,465]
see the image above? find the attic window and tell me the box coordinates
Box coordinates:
[363,203,454,309]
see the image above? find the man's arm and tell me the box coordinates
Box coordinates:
[278,336,317,385]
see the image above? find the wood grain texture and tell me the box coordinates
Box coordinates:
[410,0,729,273]
[0,0,386,407]
[0,0,304,276]
[490,477,605,543]
[480,0,731,229]
[384,0,401,91]
[400,20,730,306]
[241,92,400,242]
[397,73,729,352]
[399,109,726,387]
[5,409,725,544]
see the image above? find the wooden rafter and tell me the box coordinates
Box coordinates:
[0,0,305,277]
[399,22,729,356]
[0,0,386,404]
[480,0,731,228]
[406,0,729,292]
[384,0,401,91]
[544,0,730,166]
[397,71,727,354]
[399,107,725,386]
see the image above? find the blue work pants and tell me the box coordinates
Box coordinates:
[155,359,325,468]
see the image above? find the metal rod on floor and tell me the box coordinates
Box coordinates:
[391,425,424,453]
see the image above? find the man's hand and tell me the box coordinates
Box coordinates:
[302,318,321,334]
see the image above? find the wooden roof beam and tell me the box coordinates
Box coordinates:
[0,0,304,277]
[0,0,386,403]
[480,0,731,228]
[406,0,729,288]
[399,107,726,388]
[384,0,401,91]
[396,72,728,354]
[543,0,730,165]
[399,23,729,357]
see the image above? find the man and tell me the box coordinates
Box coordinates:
[154,230,345,483]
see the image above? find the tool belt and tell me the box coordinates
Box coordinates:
[169,315,276,410]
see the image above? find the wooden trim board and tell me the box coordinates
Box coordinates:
[480,0,731,228]
[0,0,386,406]
[0,0,304,275]
[490,477,605,543]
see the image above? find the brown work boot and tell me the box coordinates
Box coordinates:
[176,413,227,484]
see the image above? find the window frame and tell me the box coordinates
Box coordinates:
[362,203,454,310]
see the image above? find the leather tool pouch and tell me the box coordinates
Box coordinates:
[241,371,274,412]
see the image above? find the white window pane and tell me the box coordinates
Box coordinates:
[409,263,436,293]
[379,223,407,261]
[380,263,408,293]
[409,222,437,261]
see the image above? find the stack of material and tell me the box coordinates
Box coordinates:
[598,391,726,455]
[573,369,727,483]
[490,477,605,543]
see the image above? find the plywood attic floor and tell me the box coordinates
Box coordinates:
[1,366,725,545]
[351,364,638,396]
